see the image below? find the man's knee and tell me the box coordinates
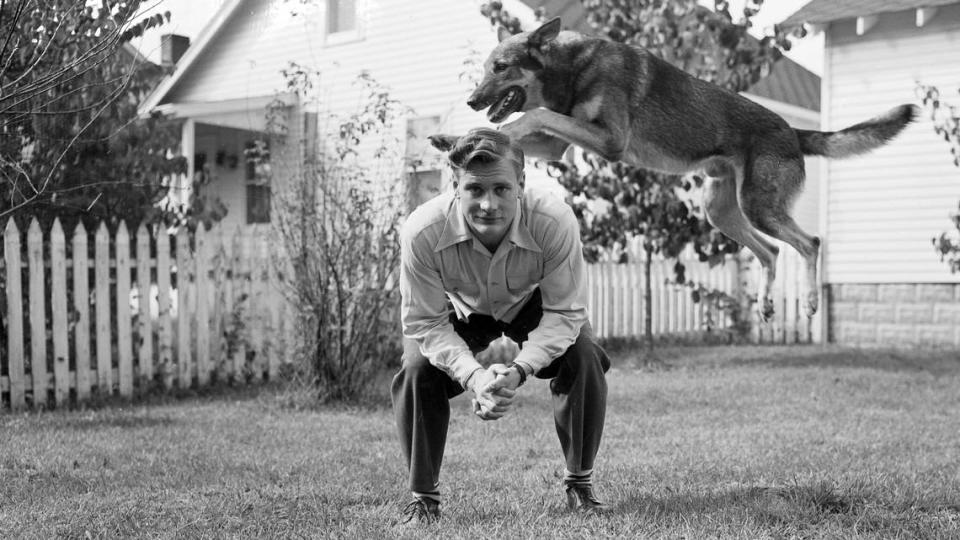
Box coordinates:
[398,343,434,381]
[568,324,611,374]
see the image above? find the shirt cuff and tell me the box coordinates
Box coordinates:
[513,346,551,375]
[449,351,484,388]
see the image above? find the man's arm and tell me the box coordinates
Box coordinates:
[399,222,485,388]
[512,205,588,374]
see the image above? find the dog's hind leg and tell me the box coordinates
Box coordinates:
[701,161,780,321]
[740,152,821,318]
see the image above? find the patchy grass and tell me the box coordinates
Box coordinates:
[2,345,959,538]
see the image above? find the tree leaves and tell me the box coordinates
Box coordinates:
[1,0,188,230]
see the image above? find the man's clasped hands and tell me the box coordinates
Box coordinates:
[467,364,523,421]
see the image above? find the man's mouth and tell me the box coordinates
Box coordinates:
[473,215,501,223]
[487,86,526,123]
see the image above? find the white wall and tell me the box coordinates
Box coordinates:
[823,4,960,284]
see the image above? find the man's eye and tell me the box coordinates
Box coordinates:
[493,62,508,73]
[495,187,509,196]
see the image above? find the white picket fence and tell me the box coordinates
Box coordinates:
[1,218,285,411]
[1,217,817,411]
[585,246,819,345]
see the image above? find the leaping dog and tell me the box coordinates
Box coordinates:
[439,17,917,320]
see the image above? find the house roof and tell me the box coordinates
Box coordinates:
[138,0,245,116]
[781,0,960,27]
[519,0,820,111]
[746,56,820,112]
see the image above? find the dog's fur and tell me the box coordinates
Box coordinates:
[438,17,918,320]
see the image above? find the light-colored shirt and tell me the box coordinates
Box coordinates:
[399,188,588,387]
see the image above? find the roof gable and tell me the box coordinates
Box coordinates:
[138,0,245,115]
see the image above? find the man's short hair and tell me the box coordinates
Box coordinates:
[447,128,524,179]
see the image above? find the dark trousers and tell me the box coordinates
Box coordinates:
[391,290,610,494]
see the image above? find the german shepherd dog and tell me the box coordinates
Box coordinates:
[442,17,918,320]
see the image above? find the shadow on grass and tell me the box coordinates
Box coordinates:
[611,480,960,535]
[726,347,960,376]
[606,343,960,376]
[613,481,855,519]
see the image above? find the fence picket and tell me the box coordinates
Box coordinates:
[231,229,247,383]
[27,219,47,407]
[73,222,91,401]
[176,228,192,388]
[261,235,280,380]
[136,224,153,386]
[116,222,133,397]
[51,219,69,406]
[156,230,173,390]
[196,226,210,386]
[4,220,25,410]
[208,226,225,381]
[220,228,236,382]
[94,222,111,394]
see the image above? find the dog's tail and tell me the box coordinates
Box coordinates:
[794,104,920,159]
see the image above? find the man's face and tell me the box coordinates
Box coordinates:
[456,157,523,250]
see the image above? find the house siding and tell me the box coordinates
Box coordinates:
[823,4,960,285]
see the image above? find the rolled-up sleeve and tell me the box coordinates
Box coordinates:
[513,207,588,373]
[399,223,483,387]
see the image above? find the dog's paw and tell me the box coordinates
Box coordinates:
[804,291,819,319]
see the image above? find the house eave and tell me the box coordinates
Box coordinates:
[137,0,247,118]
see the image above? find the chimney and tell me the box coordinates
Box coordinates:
[161,34,190,68]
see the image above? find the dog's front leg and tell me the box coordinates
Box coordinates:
[502,108,627,163]
[510,131,570,161]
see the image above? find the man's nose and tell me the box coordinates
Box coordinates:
[480,193,496,210]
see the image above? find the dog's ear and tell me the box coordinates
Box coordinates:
[427,134,459,152]
[497,25,513,43]
[528,17,561,49]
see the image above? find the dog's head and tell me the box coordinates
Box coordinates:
[467,17,562,123]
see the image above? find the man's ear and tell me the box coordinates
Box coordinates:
[497,25,513,43]
[427,134,459,152]
[528,17,561,50]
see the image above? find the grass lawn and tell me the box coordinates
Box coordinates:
[2,345,960,539]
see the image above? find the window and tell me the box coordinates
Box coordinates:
[244,140,271,224]
[326,0,357,36]
[405,116,444,210]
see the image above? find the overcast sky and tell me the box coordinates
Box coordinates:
[132,0,822,74]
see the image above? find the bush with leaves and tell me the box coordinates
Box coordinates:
[271,67,407,404]
[917,84,960,273]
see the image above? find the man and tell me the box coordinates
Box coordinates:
[392,127,611,525]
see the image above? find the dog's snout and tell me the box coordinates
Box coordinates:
[466,95,483,111]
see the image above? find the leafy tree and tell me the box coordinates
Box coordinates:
[917,84,960,273]
[0,0,195,231]
[482,0,798,363]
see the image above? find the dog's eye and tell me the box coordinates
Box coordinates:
[492,62,508,73]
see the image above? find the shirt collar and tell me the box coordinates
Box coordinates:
[434,195,542,253]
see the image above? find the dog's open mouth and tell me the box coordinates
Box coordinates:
[487,86,526,123]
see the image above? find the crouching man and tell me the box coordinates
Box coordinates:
[392,127,611,525]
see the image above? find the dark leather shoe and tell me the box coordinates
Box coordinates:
[565,484,612,514]
[398,498,441,526]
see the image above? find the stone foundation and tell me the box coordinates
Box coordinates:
[827,283,960,347]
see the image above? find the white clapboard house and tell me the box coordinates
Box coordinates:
[782,0,960,347]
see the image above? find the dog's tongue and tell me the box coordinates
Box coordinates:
[488,88,520,123]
